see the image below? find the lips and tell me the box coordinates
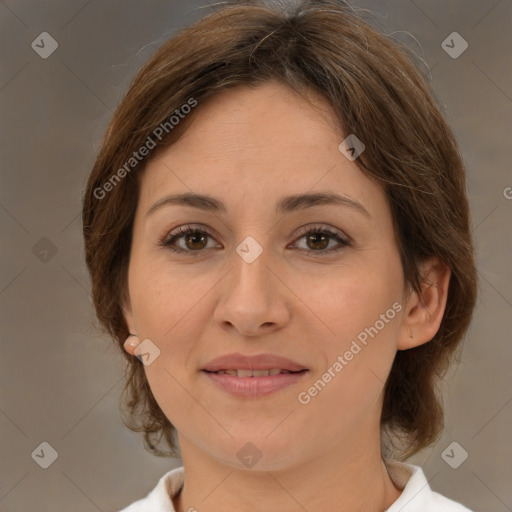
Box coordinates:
[202,352,308,374]
[202,352,309,398]
[212,369,301,377]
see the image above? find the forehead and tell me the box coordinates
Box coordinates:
[137,81,387,223]
[173,81,341,155]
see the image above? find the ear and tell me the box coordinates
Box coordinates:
[397,257,451,351]
[121,293,139,356]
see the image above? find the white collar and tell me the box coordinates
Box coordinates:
[120,460,472,511]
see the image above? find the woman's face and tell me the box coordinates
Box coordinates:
[123,81,411,469]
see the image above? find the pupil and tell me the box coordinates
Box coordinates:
[184,232,329,251]
[308,233,328,250]
[187,233,207,250]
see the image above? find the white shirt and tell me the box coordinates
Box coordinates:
[118,460,473,512]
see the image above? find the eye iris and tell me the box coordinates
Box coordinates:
[307,233,329,251]
[186,232,208,250]
[169,228,341,253]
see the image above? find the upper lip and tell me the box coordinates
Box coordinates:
[202,352,308,372]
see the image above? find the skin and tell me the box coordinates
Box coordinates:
[122,81,451,512]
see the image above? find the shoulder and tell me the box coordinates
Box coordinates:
[117,466,184,512]
[384,460,473,512]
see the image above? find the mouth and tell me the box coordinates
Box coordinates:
[201,352,309,397]
[203,369,308,377]
[202,352,308,373]
[202,360,309,397]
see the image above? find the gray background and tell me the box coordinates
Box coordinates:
[1,1,511,511]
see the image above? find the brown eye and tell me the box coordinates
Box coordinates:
[161,226,218,255]
[292,225,351,256]
[184,232,208,250]
[305,232,330,251]
[160,224,351,257]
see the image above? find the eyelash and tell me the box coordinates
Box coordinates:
[158,224,352,257]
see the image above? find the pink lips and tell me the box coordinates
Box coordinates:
[203,352,308,372]
[202,352,309,398]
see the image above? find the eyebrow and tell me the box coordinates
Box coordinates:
[146,191,371,219]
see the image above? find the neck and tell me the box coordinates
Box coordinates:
[172,436,402,512]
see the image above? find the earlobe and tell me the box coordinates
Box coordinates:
[123,334,141,356]
[397,257,451,351]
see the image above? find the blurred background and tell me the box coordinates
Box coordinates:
[1,1,511,510]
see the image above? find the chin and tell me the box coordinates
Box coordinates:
[209,431,303,472]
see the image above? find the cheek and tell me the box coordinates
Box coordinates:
[129,265,208,432]
[295,288,400,439]
[303,264,401,391]
[127,260,207,409]
[129,253,209,337]
[299,261,400,339]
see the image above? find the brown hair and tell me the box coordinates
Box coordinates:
[82,0,478,460]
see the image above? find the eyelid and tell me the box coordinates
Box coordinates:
[160,223,220,249]
[293,223,350,242]
[289,224,351,255]
[159,223,351,255]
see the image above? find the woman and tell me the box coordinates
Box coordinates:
[82,1,477,510]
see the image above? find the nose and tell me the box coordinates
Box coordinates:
[213,243,291,337]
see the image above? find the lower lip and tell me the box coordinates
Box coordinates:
[202,370,308,398]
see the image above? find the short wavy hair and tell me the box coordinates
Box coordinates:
[82,0,478,460]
